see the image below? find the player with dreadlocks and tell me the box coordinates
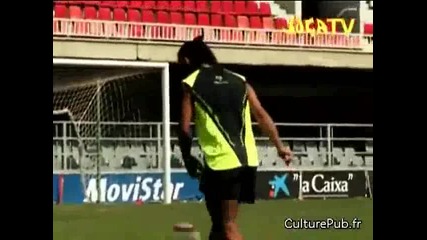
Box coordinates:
[177,32,293,240]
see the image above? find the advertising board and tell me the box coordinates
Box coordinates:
[53,172,203,204]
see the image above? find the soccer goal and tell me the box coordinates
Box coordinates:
[53,58,172,204]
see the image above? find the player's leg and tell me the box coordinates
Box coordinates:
[221,199,243,240]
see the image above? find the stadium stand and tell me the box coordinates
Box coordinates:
[53,0,373,50]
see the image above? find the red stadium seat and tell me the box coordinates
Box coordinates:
[246,1,259,15]
[53,3,68,33]
[128,9,142,38]
[117,1,128,8]
[274,18,287,29]
[170,12,183,24]
[223,15,237,41]
[98,7,112,20]
[113,8,127,37]
[54,1,68,5]
[237,16,249,28]
[184,13,197,25]
[142,1,156,10]
[198,13,209,26]
[83,6,98,35]
[141,10,155,38]
[129,1,142,9]
[221,1,234,14]
[157,1,170,11]
[157,11,172,38]
[196,1,209,13]
[98,7,114,37]
[69,6,85,35]
[210,2,221,14]
[171,12,184,39]
[141,10,155,22]
[183,1,196,12]
[113,8,126,21]
[249,16,262,28]
[234,1,247,15]
[210,14,223,26]
[224,15,237,28]
[259,2,271,16]
[81,1,99,6]
[364,23,373,34]
[100,1,116,8]
[262,17,274,29]
[69,6,83,19]
[157,11,170,23]
[54,4,68,18]
[84,6,97,19]
[170,1,183,12]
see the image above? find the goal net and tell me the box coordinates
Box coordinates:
[53,59,171,204]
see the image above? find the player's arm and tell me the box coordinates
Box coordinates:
[178,84,193,159]
[247,83,284,150]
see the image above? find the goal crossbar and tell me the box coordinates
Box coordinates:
[53,58,172,204]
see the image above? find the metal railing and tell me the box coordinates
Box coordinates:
[53,18,373,52]
[53,121,373,172]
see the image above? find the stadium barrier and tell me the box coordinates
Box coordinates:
[53,169,372,204]
[53,18,373,52]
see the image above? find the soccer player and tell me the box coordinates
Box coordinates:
[177,35,292,240]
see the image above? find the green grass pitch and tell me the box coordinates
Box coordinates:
[53,199,372,240]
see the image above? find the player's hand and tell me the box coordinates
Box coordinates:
[277,146,293,166]
[183,155,203,179]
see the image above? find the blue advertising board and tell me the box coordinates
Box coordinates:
[53,172,203,204]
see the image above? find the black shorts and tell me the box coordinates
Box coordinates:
[199,166,257,204]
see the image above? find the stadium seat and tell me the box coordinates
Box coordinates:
[141,10,155,22]
[183,1,196,12]
[237,15,249,28]
[100,1,116,8]
[113,8,127,37]
[333,147,345,166]
[83,6,98,35]
[262,17,274,29]
[210,14,223,26]
[196,1,209,13]
[198,13,210,26]
[98,7,114,36]
[171,12,183,24]
[246,1,259,15]
[157,1,170,11]
[259,2,271,16]
[83,6,97,19]
[184,13,197,25]
[221,1,234,15]
[128,9,142,38]
[156,11,171,38]
[223,15,237,41]
[117,1,128,8]
[364,23,373,34]
[170,1,183,12]
[54,4,68,18]
[142,0,156,10]
[79,1,99,6]
[69,6,85,35]
[234,1,247,15]
[157,11,170,23]
[249,16,262,28]
[274,17,287,29]
[129,1,143,9]
[210,1,221,14]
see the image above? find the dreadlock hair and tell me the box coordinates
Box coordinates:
[177,30,218,68]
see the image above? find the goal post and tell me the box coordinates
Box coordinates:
[52,58,172,204]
